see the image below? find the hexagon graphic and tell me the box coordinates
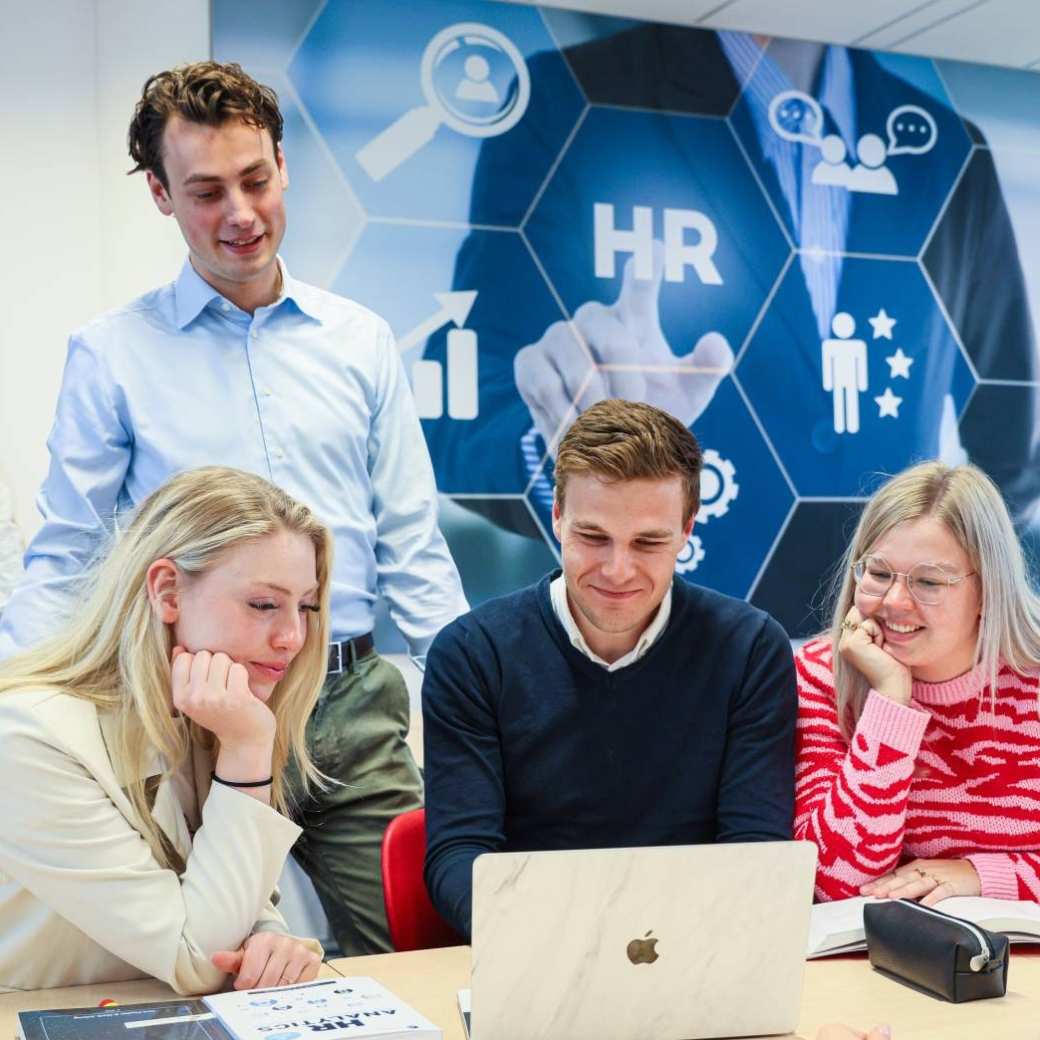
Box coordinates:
[958,383,1040,540]
[738,257,975,497]
[540,17,745,116]
[439,495,559,606]
[524,377,794,600]
[275,75,364,289]
[923,148,1037,380]
[373,494,560,653]
[751,500,865,638]
[730,44,970,258]
[526,107,790,364]
[213,0,324,71]
[288,0,584,225]
[334,222,584,495]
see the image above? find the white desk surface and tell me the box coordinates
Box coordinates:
[329,945,1040,1040]
[3,947,1038,1040]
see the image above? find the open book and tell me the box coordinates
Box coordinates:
[808,896,1040,958]
[19,978,441,1040]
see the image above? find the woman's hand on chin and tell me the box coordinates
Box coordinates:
[171,646,277,750]
[837,606,913,705]
[860,858,982,905]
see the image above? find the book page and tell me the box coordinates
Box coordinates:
[807,896,870,957]
[808,895,1040,958]
[204,978,440,1040]
[936,896,1040,937]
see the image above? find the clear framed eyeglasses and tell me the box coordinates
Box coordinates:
[852,554,976,606]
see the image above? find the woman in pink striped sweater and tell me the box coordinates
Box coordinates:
[795,461,1040,904]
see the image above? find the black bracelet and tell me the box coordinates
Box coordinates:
[211,771,273,789]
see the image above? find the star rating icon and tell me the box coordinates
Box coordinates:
[885,348,913,379]
[868,308,896,340]
[875,387,903,418]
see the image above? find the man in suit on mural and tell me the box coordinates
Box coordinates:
[424,23,1036,633]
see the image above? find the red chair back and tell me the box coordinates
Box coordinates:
[381,807,465,951]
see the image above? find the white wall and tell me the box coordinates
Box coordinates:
[0,0,208,539]
[1,0,102,537]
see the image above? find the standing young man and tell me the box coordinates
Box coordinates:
[422,399,796,938]
[0,62,467,956]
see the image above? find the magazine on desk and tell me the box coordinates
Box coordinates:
[18,998,218,1040]
[18,978,441,1040]
[808,896,1040,958]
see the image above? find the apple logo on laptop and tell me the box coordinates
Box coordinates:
[626,930,659,965]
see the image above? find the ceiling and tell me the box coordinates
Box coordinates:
[506,0,1040,69]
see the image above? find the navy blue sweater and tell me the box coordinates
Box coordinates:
[422,573,797,938]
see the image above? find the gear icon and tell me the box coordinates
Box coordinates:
[697,449,739,523]
[675,534,706,575]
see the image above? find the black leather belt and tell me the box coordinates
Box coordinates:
[327,633,375,674]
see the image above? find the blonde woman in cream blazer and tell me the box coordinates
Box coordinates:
[0,468,332,994]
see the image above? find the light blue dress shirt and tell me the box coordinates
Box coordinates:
[0,259,468,659]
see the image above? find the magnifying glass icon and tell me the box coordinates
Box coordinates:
[356,22,531,182]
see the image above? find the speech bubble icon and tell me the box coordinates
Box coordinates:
[768,89,825,148]
[886,104,938,156]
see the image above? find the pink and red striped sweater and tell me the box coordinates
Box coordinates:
[795,637,1040,902]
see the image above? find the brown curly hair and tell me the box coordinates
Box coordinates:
[128,61,284,189]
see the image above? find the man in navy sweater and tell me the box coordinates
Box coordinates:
[422,399,797,938]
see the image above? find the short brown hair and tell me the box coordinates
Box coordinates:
[554,399,703,523]
[128,61,284,189]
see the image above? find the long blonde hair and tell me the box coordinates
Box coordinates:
[828,461,1040,738]
[0,467,332,867]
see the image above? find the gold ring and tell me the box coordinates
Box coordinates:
[841,620,858,632]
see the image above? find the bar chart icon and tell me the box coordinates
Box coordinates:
[414,327,479,420]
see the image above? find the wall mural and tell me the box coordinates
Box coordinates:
[214,0,1040,638]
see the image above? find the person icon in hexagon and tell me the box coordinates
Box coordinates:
[810,134,853,188]
[848,133,898,195]
[822,311,868,434]
[455,53,500,105]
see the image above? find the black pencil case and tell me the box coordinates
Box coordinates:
[863,898,1009,1003]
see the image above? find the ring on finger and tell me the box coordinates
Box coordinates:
[840,620,858,632]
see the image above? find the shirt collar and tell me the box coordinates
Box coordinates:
[549,573,673,673]
[172,256,324,329]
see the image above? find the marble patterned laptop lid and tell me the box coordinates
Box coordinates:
[470,841,817,1040]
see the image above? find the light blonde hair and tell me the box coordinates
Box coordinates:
[827,461,1040,738]
[0,467,332,869]
[554,399,703,525]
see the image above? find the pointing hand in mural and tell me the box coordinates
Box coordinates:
[515,240,732,454]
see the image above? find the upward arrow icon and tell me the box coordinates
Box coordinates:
[397,291,478,352]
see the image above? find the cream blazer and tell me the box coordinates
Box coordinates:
[0,687,321,994]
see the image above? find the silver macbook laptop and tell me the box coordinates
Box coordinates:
[468,841,817,1040]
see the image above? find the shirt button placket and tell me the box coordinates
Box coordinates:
[251,325,285,466]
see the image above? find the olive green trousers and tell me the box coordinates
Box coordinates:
[286,651,423,956]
